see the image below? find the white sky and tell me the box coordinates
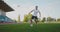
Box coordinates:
[4,0,60,21]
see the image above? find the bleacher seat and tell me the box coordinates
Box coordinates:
[0,15,14,22]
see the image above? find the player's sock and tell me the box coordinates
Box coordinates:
[30,24,33,27]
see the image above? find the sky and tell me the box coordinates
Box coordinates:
[4,0,60,21]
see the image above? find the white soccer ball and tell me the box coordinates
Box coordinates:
[30,24,33,27]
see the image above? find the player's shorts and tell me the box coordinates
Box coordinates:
[32,16,38,19]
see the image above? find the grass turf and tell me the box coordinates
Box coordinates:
[0,23,60,32]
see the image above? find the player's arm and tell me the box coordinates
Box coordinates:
[29,10,34,14]
[38,11,41,17]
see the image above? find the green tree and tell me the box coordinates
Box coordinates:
[47,17,56,21]
[47,17,52,21]
[41,17,46,22]
[23,14,32,22]
[23,14,28,22]
[13,19,17,23]
[17,14,20,23]
[57,18,60,21]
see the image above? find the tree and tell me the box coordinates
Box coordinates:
[47,17,56,21]
[23,14,28,22]
[23,14,32,22]
[47,17,52,21]
[41,17,46,22]
[17,14,20,23]
[57,18,60,21]
[13,19,17,23]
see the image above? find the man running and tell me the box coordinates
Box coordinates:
[29,6,41,25]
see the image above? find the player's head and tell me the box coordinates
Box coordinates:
[35,6,38,10]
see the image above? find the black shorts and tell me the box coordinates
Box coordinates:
[32,16,38,19]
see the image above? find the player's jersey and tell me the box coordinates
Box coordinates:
[32,9,39,16]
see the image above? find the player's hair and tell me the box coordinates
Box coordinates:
[35,6,38,10]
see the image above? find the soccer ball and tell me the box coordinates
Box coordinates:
[30,24,33,27]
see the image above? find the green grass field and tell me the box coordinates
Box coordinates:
[0,23,60,32]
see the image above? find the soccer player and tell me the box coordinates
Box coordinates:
[29,6,41,25]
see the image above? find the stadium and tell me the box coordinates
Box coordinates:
[0,0,14,23]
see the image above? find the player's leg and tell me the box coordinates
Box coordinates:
[30,16,34,27]
[35,19,37,24]
[30,19,34,27]
[30,19,32,24]
[35,16,38,24]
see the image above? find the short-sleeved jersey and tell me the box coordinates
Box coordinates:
[32,9,40,16]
